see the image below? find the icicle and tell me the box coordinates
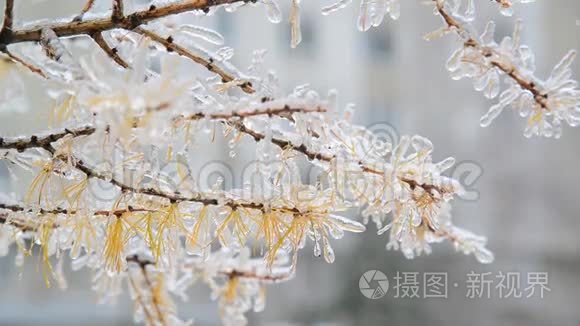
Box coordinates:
[179,25,225,45]
[321,0,352,15]
[327,214,366,233]
[321,236,335,263]
[263,0,282,23]
[290,0,302,48]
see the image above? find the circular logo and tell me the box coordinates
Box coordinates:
[359,270,389,299]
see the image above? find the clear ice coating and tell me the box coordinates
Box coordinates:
[2,0,575,325]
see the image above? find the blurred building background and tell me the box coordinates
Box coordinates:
[0,0,579,325]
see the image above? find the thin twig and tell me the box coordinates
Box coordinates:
[130,255,293,283]
[433,0,549,110]
[234,121,453,197]
[2,131,299,215]
[0,212,37,232]
[133,27,254,94]
[141,265,169,326]
[180,104,326,121]
[19,140,303,215]
[92,32,130,68]
[127,269,157,326]
[0,126,95,151]
[0,202,156,217]
[74,0,97,22]
[1,0,14,33]
[112,0,125,22]
[0,48,47,78]
[0,202,157,232]
[2,0,246,44]
[494,0,512,9]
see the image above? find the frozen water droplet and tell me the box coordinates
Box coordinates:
[475,247,494,264]
[322,237,335,263]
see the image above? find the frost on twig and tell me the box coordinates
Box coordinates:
[0,43,491,321]
[1,0,14,34]
[0,125,95,151]
[0,0,517,325]
[73,0,97,22]
[321,0,580,138]
[92,32,130,68]
[112,0,125,21]
[289,0,302,48]
[426,1,580,138]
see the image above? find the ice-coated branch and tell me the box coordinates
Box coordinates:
[112,0,125,22]
[427,0,580,137]
[125,252,292,325]
[0,131,307,219]
[74,0,97,22]
[234,121,451,197]
[0,1,506,324]
[0,125,95,152]
[3,131,307,216]
[178,104,326,121]
[0,211,37,232]
[127,256,173,326]
[1,0,14,34]
[322,0,577,138]
[0,1,48,78]
[133,27,254,93]
[0,202,158,232]
[430,0,547,110]
[492,0,535,15]
[0,0,247,45]
[92,32,130,68]
[130,254,292,286]
[0,201,156,218]
[0,49,47,78]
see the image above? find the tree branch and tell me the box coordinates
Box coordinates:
[0,48,47,78]
[1,0,14,34]
[178,104,326,121]
[432,0,549,110]
[112,0,124,22]
[74,0,97,22]
[0,212,37,232]
[233,121,454,198]
[0,202,156,217]
[0,202,157,232]
[0,125,95,151]
[2,0,246,44]
[1,130,302,217]
[140,263,169,326]
[494,0,512,9]
[130,255,293,283]
[133,27,254,94]
[92,32,130,68]
[5,134,302,216]
[127,265,158,326]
